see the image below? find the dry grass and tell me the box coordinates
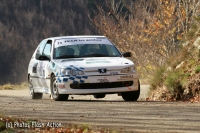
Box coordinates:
[0,82,28,90]
[148,18,200,101]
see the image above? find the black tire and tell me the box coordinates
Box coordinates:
[29,76,43,99]
[121,80,140,101]
[51,75,69,101]
[93,94,106,99]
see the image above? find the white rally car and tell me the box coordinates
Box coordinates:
[28,36,140,101]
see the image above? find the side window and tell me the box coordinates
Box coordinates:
[43,43,52,58]
[35,40,47,59]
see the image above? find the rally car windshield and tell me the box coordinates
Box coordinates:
[53,38,121,59]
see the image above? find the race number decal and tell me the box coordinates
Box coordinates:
[117,75,135,80]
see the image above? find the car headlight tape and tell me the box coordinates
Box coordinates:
[60,68,84,76]
[77,71,84,75]
[121,66,135,73]
[60,68,67,76]
[68,69,84,75]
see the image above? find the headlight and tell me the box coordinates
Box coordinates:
[59,68,84,76]
[60,68,67,76]
[68,69,84,75]
[121,66,136,73]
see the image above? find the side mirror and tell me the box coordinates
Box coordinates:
[123,52,132,57]
[38,55,50,61]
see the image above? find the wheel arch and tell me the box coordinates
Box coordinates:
[50,72,55,78]
[28,74,30,81]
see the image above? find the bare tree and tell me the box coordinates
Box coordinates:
[88,0,200,79]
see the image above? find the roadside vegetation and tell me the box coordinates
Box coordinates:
[149,16,200,101]
[0,82,28,90]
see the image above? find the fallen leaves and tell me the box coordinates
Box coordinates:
[145,95,200,103]
[189,96,200,103]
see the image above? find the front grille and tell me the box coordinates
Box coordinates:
[70,81,133,89]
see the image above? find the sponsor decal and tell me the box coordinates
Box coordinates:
[54,38,112,48]
[39,62,43,76]
[58,84,65,89]
[32,63,38,73]
[119,75,134,79]
[97,78,109,83]
[86,61,111,64]
[61,59,84,62]
[57,39,102,44]
[90,76,116,83]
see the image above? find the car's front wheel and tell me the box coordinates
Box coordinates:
[51,75,69,101]
[121,80,140,101]
[29,76,43,99]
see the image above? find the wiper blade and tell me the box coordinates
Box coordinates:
[56,55,76,59]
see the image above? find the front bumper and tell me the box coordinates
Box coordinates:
[56,74,139,94]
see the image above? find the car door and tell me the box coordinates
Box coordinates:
[29,39,47,90]
[38,40,52,93]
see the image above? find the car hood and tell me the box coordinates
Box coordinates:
[51,57,134,71]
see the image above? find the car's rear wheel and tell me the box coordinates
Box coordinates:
[93,94,106,99]
[28,76,43,99]
[51,75,69,101]
[121,80,140,101]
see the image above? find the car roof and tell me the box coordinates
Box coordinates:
[45,35,106,40]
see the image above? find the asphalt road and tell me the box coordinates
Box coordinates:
[0,85,200,133]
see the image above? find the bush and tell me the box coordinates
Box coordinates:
[0,82,28,90]
[195,65,200,73]
[1,84,13,90]
[150,66,166,91]
[164,72,181,90]
[164,71,185,99]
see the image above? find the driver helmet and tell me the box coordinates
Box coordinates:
[87,44,100,54]
[57,46,67,56]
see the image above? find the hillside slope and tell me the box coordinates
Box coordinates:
[149,17,200,101]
